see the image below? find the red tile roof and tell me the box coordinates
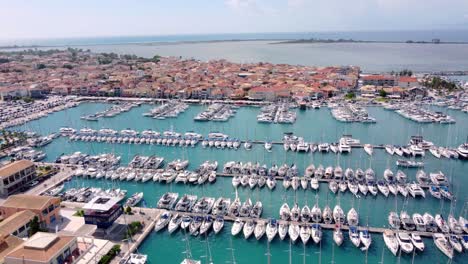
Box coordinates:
[362,75,394,81]
[398,76,418,83]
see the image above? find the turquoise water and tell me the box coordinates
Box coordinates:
[12,102,468,263]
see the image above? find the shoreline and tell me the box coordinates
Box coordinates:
[271,39,468,45]
[3,38,468,50]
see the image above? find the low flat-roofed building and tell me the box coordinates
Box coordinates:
[4,232,79,264]
[0,160,36,197]
[0,195,61,226]
[0,210,36,238]
[83,197,122,229]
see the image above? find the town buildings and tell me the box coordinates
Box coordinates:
[0,50,359,102]
[3,232,79,264]
[0,160,36,197]
[0,194,61,225]
[83,196,123,229]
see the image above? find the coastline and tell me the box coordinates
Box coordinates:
[0,39,292,50]
[4,37,468,50]
[271,40,468,45]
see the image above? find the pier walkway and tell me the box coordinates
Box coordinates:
[61,202,437,238]
[215,172,433,189]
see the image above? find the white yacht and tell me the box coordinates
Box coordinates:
[213,216,224,234]
[266,219,278,242]
[456,142,468,159]
[397,232,414,254]
[333,227,344,246]
[168,214,182,234]
[433,233,454,259]
[448,214,463,234]
[410,233,425,251]
[412,213,426,231]
[231,218,244,236]
[300,225,311,244]
[408,183,425,198]
[338,138,352,153]
[359,228,372,250]
[385,145,395,155]
[383,230,399,256]
[318,143,329,152]
[278,221,288,240]
[449,235,463,253]
[435,214,450,233]
[288,222,300,243]
[243,220,255,239]
[364,144,373,156]
[155,211,171,232]
[347,208,359,226]
[349,226,360,247]
[333,205,345,225]
[311,224,322,244]
[410,144,425,157]
[264,141,272,151]
[279,203,291,220]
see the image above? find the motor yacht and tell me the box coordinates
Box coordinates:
[410,233,425,251]
[383,230,399,256]
[397,232,414,254]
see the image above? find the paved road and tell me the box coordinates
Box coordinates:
[27,163,75,195]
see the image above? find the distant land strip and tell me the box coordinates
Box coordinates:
[2,38,468,49]
[271,38,468,45]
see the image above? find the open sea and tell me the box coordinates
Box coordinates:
[2,30,468,72]
[10,102,468,264]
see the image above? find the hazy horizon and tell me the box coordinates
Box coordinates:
[2,0,467,40]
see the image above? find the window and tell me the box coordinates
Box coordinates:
[64,248,71,258]
[56,254,64,264]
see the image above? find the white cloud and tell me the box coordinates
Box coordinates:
[225,0,257,11]
[287,0,305,9]
[225,0,278,16]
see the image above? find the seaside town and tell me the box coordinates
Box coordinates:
[1,49,466,103]
[0,48,467,264]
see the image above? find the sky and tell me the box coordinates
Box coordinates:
[1,0,468,39]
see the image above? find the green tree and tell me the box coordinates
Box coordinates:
[98,245,121,264]
[29,216,41,236]
[345,92,356,99]
[152,55,161,63]
[379,89,387,97]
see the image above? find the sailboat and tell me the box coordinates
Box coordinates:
[266,218,278,242]
[359,227,371,251]
[243,219,255,239]
[300,225,311,244]
[333,225,344,246]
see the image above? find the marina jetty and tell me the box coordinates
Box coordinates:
[58,127,468,160]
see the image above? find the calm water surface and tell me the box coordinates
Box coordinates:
[68,41,468,73]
